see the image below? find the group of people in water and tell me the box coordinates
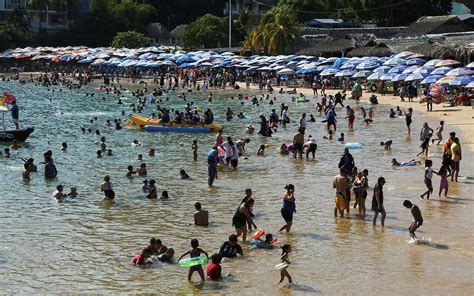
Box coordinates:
[1,70,465,286]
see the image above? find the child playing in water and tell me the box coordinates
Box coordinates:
[380,139,392,150]
[180,169,190,179]
[279,144,289,155]
[178,239,209,282]
[67,187,78,198]
[257,145,265,156]
[127,165,137,177]
[391,158,421,166]
[421,160,435,199]
[437,163,450,197]
[137,163,147,176]
[252,233,275,249]
[192,140,198,161]
[278,244,293,284]
[417,133,432,157]
[403,200,423,238]
[337,132,344,142]
[323,130,333,140]
[132,247,152,266]
[146,180,157,199]
[432,121,444,145]
[206,253,223,281]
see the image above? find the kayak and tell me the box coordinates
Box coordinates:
[129,114,223,133]
[144,125,212,133]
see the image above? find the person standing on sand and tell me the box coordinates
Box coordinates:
[372,177,386,227]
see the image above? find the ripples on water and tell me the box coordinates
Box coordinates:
[0,80,472,294]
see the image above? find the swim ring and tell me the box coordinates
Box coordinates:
[178,255,208,268]
[345,142,362,149]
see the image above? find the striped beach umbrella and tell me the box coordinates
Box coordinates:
[436,76,457,84]
[355,62,379,70]
[449,76,474,86]
[380,73,394,80]
[391,73,408,82]
[367,72,382,80]
[383,57,406,66]
[388,65,407,74]
[420,75,442,85]
[394,51,414,59]
[405,72,427,81]
[402,65,420,74]
[431,66,452,75]
[373,66,391,73]
[466,62,474,69]
[352,70,373,78]
[445,67,474,76]
[435,59,460,67]
[406,58,426,65]
[335,69,356,77]
[414,66,434,75]
[465,81,474,88]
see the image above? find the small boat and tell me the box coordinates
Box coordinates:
[129,114,223,133]
[0,106,34,142]
[144,125,212,133]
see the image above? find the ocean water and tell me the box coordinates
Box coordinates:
[0,80,473,294]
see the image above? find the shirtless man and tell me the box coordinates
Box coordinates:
[333,169,348,217]
[292,128,305,159]
[52,185,64,201]
[194,202,209,226]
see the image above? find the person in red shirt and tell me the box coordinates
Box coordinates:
[132,247,151,266]
[206,253,222,281]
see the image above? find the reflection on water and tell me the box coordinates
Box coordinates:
[0,80,473,294]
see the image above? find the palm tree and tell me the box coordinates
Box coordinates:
[245,4,300,55]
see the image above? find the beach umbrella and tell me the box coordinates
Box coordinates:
[431,66,452,75]
[355,62,378,70]
[406,53,425,59]
[277,68,295,75]
[373,66,391,73]
[339,62,359,70]
[335,69,356,77]
[388,65,407,74]
[352,70,373,78]
[380,73,394,80]
[423,59,442,67]
[383,57,406,66]
[367,72,382,80]
[466,62,474,69]
[272,65,286,70]
[316,65,329,71]
[449,76,474,86]
[413,66,434,75]
[406,58,426,66]
[78,58,93,64]
[436,76,457,84]
[445,67,473,76]
[394,51,414,59]
[405,72,427,82]
[465,81,474,88]
[402,65,420,74]
[420,75,442,85]
[318,57,338,65]
[257,66,273,71]
[161,60,176,66]
[435,59,460,67]
[391,73,408,82]
[320,68,338,76]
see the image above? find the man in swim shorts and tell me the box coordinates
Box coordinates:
[333,169,348,217]
[194,202,209,226]
[292,128,305,159]
[403,200,423,238]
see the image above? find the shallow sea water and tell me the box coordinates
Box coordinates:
[0,80,473,294]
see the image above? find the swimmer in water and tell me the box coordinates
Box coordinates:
[323,130,333,140]
[177,239,209,282]
[180,169,190,179]
[107,149,112,156]
[3,148,10,158]
[67,187,78,198]
[52,185,64,200]
[132,139,141,147]
[127,165,137,177]
[61,142,68,151]
[303,136,317,159]
[207,254,223,281]
[142,180,149,192]
[146,179,157,199]
[257,144,265,156]
[391,158,421,166]
[10,139,21,150]
[337,132,344,142]
[96,150,102,158]
[148,148,155,156]
[161,191,169,200]
[194,202,209,226]
[137,154,143,161]
[278,244,293,284]
[137,163,147,176]
[403,200,423,238]
[132,247,152,266]
[192,140,198,161]
[279,144,289,155]
[245,124,255,134]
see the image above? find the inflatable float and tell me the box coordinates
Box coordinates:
[129,114,222,133]
[144,125,212,133]
[178,255,208,267]
[345,142,362,149]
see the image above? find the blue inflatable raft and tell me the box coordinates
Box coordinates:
[143,125,212,133]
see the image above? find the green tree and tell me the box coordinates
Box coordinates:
[181,14,227,48]
[9,8,32,33]
[0,24,31,51]
[111,31,152,48]
[28,0,51,31]
[246,3,300,55]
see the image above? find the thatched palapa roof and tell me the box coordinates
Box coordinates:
[346,42,393,57]
[146,23,171,39]
[394,15,472,37]
[297,34,375,56]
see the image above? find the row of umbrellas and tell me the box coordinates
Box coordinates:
[1,47,473,87]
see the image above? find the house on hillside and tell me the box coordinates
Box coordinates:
[224,0,277,27]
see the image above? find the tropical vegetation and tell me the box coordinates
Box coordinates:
[111,31,152,48]
[245,3,300,55]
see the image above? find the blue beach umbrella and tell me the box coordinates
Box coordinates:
[355,61,379,70]
[383,57,406,66]
[405,72,427,82]
[430,66,452,75]
[406,58,426,65]
[402,65,420,74]
[367,72,382,80]
[420,75,442,85]
[320,68,338,76]
[414,66,434,75]
[445,67,474,76]
[335,69,356,77]
[388,65,407,74]
[352,70,373,78]
[449,76,474,86]
[380,73,394,81]
[373,66,391,73]
[391,73,408,82]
